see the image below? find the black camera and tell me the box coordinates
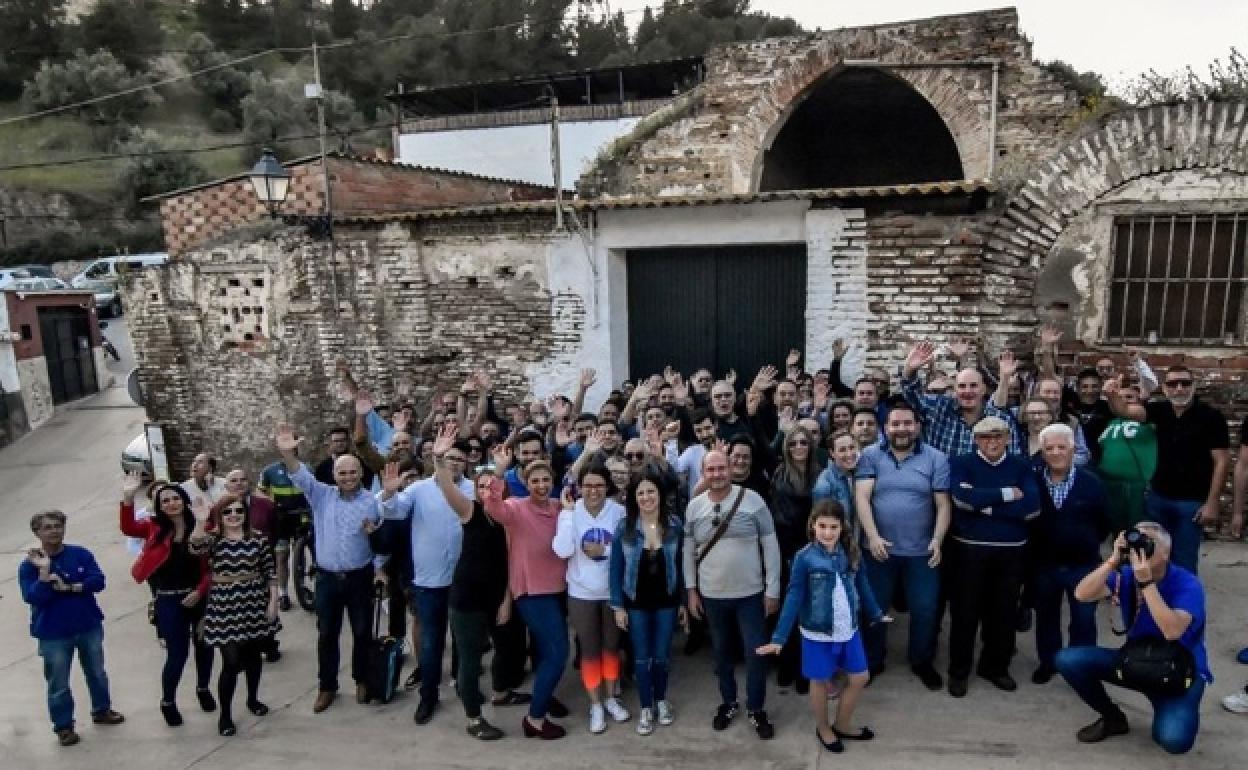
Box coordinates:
[1118,527,1155,560]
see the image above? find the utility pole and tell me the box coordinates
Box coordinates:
[549,88,563,230]
[308,42,339,316]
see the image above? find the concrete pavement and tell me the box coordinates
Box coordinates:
[0,376,1245,768]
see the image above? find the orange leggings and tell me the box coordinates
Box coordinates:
[580,650,621,690]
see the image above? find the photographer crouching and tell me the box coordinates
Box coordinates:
[1056,521,1210,754]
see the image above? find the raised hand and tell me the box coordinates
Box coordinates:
[786,348,802,368]
[474,370,492,393]
[460,375,476,396]
[746,388,762,417]
[663,366,678,385]
[579,368,597,390]
[554,420,574,448]
[381,461,403,496]
[391,409,410,433]
[1040,324,1063,347]
[903,340,936,376]
[550,396,569,422]
[751,365,778,393]
[121,469,144,501]
[725,368,737,387]
[947,337,971,360]
[670,373,689,403]
[998,349,1019,380]
[190,496,212,523]
[432,423,457,457]
[491,443,513,471]
[274,423,301,453]
[778,406,796,435]
[644,427,662,456]
[561,486,576,511]
[712,438,729,456]
[478,475,502,504]
[354,389,375,416]
[831,338,847,361]
[26,547,50,571]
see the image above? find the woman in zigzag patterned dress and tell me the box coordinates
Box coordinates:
[190,494,280,737]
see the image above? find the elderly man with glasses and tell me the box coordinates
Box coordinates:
[1105,366,1229,573]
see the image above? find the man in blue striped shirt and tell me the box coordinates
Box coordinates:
[279,423,386,714]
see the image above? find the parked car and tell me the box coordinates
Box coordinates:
[9,276,70,291]
[1,265,61,290]
[71,253,168,317]
[120,432,152,478]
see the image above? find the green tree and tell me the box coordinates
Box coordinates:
[241,72,364,155]
[117,129,211,215]
[78,0,165,71]
[0,0,71,99]
[185,32,252,126]
[22,49,161,128]
[330,0,362,39]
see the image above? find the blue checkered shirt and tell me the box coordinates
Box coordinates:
[901,375,1025,458]
[1044,467,1077,509]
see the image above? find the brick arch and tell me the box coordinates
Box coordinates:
[989,102,1248,272]
[746,30,992,191]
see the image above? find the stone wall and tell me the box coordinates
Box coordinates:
[579,8,1076,198]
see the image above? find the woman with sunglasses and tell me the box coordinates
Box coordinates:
[189,495,279,736]
[120,472,215,727]
[770,424,825,694]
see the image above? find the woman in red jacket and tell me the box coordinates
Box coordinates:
[120,472,215,727]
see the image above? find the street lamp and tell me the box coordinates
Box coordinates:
[247,148,291,219]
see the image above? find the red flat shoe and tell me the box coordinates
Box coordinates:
[522,718,566,740]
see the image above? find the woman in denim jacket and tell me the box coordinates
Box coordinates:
[758,499,891,753]
[608,468,687,736]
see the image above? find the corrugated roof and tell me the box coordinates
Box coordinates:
[335,179,996,223]
[142,152,554,203]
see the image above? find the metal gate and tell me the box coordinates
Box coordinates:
[626,244,807,381]
[38,308,98,404]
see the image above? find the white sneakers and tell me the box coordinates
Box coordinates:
[636,708,655,735]
[656,700,674,726]
[589,703,607,734]
[1222,690,1248,714]
[604,697,631,722]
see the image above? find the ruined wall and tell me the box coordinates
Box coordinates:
[580,8,1075,198]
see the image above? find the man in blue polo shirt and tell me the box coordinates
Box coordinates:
[1059,520,1210,755]
[855,402,952,690]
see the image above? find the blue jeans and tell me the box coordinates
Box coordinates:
[703,593,768,712]
[1033,564,1097,670]
[628,607,678,709]
[1056,645,1205,754]
[412,585,450,701]
[154,592,213,704]
[314,567,374,692]
[863,553,940,669]
[515,594,569,720]
[38,626,111,732]
[1145,491,1203,574]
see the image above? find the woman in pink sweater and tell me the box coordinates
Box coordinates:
[482,450,569,740]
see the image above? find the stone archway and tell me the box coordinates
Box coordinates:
[745,28,993,191]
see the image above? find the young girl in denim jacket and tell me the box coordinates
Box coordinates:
[758,500,891,753]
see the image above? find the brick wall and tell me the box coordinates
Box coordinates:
[156,155,554,257]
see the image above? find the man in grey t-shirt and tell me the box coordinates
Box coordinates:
[685,450,782,740]
[855,402,951,691]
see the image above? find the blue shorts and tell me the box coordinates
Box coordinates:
[801,630,868,679]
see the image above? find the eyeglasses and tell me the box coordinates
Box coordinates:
[223,506,246,514]
[443,455,467,463]
[624,452,646,461]
[1164,379,1194,388]
[787,440,809,448]
[712,393,734,399]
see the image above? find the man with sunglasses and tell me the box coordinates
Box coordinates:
[1106,366,1229,573]
[379,439,476,725]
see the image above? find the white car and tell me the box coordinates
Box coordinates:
[120,433,152,478]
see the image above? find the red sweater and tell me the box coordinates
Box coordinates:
[120,502,211,596]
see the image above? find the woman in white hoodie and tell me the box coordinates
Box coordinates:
[554,464,629,734]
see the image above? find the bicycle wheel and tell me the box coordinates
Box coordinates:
[290,534,318,612]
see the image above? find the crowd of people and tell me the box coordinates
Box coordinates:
[18,333,1248,754]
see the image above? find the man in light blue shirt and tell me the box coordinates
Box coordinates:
[854,403,951,691]
[278,423,385,714]
[380,440,474,725]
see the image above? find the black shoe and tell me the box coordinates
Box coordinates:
[547,696,570,719]
[491,690,531,707]
[948,677,968,698]
[795,678,809,695]
[264,643,282,663]
[279,595,292,612]
[196,688,217,713]
[1031,665,1056,685]
[218,715,236,737]
[749,710,775,740]
[816,727,844,753]
[466,717,504,741]
[833,725,875,741]
[980,672,1018,692]
[247,700,269,716]
[1076,714,1129,743]
[403,667,422,691]
[413,698,438,725]
[712,702,739,731]
[911,663,943,691]
[160,702,183,727]
[1016,606,1033,633]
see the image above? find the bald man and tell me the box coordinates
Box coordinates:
[683,450,782,740]
[277,424,385,714]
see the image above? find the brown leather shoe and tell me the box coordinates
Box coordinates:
[91,709,125,725]
[313,690,336,713]
[356,683,371,704]
[57,728,80,747]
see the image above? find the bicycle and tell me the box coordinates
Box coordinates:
[288,509,318,612]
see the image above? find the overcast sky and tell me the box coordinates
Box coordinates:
[614,1,1247,91]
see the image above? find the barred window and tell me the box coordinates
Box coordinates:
[1106,213,1248,345]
